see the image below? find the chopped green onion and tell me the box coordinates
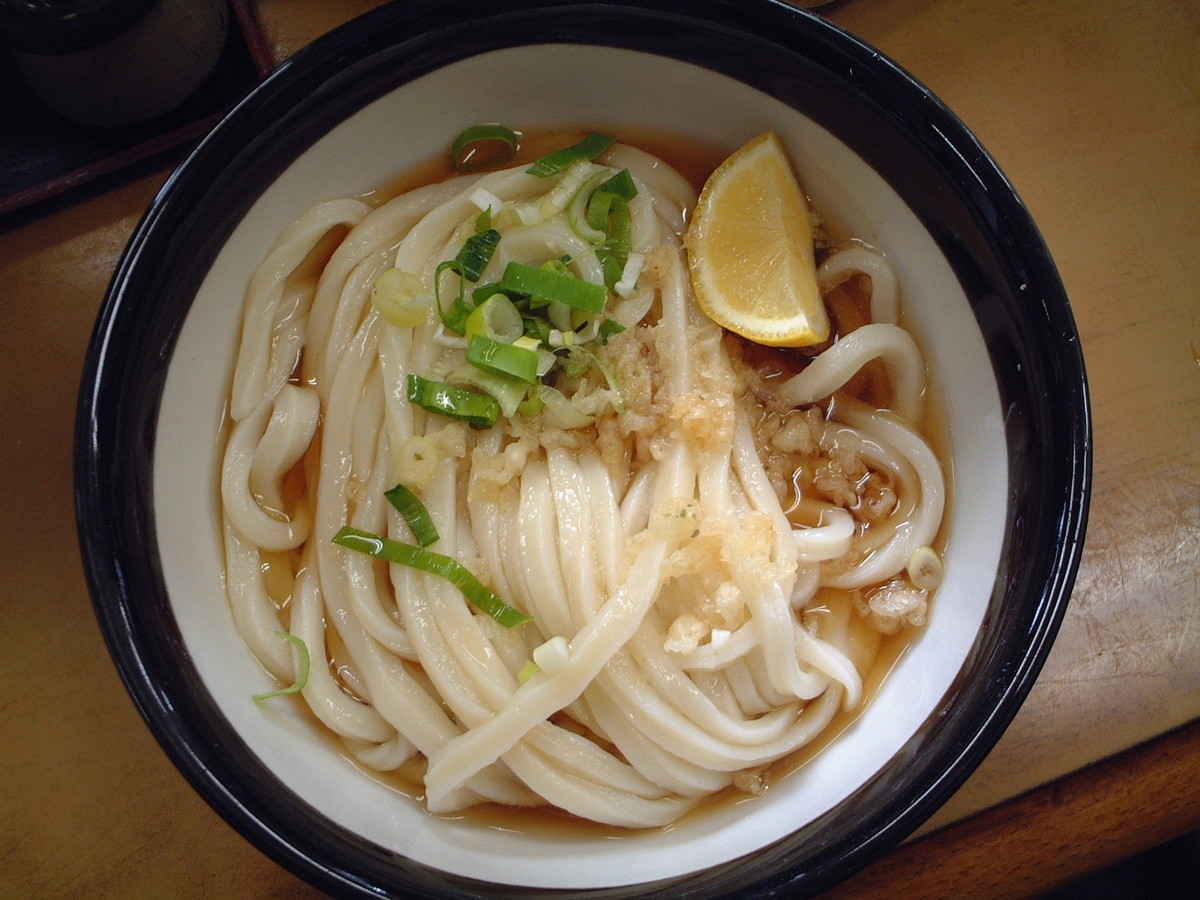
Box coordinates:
[333,526,531,627]
[500,261,606,314]
[542,256,574,276]
[595,197,633,289]
[517,391,545,417]
[526,132,615,177]
[567,171,613,245]
[465,294,524,343]
[560,347,593,379]
[537,384,594,429]
[449,364,530,417]
[252,631,311,700]
[471,282,507,305]
[452,123,519,173]
[598,168,638,201]
[472,204,495,231]
[573,316,602,343]
[435,229,501,334]
[517,337,558,376]
[547,298,575,333]
[536,348,560,376]
[408,374,501,429]
[517,659,539,683]
[570,306,596,331]
[467,335,540,383]
[372,268,431,328]
[522,313,552,345]
[907,546,944,590]
[434,260,475,335]
[539,160,597,220]
[597,318,627,344]
[384,483,439,547]
[582,172,637,292]
[566,345,626,411]
[502,200,543,228]
[586,189,615,236]
[456,228,501,282]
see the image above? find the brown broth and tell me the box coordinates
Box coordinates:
[361,124,733,209]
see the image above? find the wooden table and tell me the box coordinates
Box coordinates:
[1,1,1196,896]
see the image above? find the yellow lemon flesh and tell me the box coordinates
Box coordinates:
[685,132,829,347]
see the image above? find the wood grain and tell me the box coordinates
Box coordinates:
[826,719,1200,899]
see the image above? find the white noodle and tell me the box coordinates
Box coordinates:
[818,243,900,325]
[778,322,925,424]
[219,139,945,828]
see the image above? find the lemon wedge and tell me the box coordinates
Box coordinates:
[685,132,829,347]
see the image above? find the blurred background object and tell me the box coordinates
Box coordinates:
[0,0,229,127]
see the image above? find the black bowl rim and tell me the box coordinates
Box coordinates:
[74,1,1091,897]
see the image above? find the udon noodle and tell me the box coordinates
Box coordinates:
[220,132,945,828]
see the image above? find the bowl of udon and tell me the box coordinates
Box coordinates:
[75,0,1090,896]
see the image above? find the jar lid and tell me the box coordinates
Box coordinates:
[0,0,159,54]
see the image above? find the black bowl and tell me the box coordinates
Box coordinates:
[75,1,1090,896]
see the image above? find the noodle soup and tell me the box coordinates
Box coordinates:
[75,7,1084,890]
[219,127,947,829]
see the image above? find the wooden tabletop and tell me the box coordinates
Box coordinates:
[1,1,1197,897]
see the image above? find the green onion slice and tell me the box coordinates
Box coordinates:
[522,313,552,345]
[471,282,506,306]
[537,384,595,429]
[517,391,545,417]
[252,631,311,700]
[452,124,519,173]
[465,293,524,343]
[449,365,529,417]
[408,374,500,429]
[595,197,633,289]
[467,335,540,383]
[598,168,638,201]
[372,268,430,328]
[526,132,615,177]
[384,483,439,547]
[567,345,626,411]
[333,526,532,627]
[500,261,606,314]
[435,229,502,334]
[567,171,612,245]
[597,318,627,344]
[539,160,597,219]
[434,264,475,336]
[456,228,501,282]
[517,658,539,683]
[586,189,615,235]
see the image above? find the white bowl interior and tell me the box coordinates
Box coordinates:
[153,44,1006,889]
